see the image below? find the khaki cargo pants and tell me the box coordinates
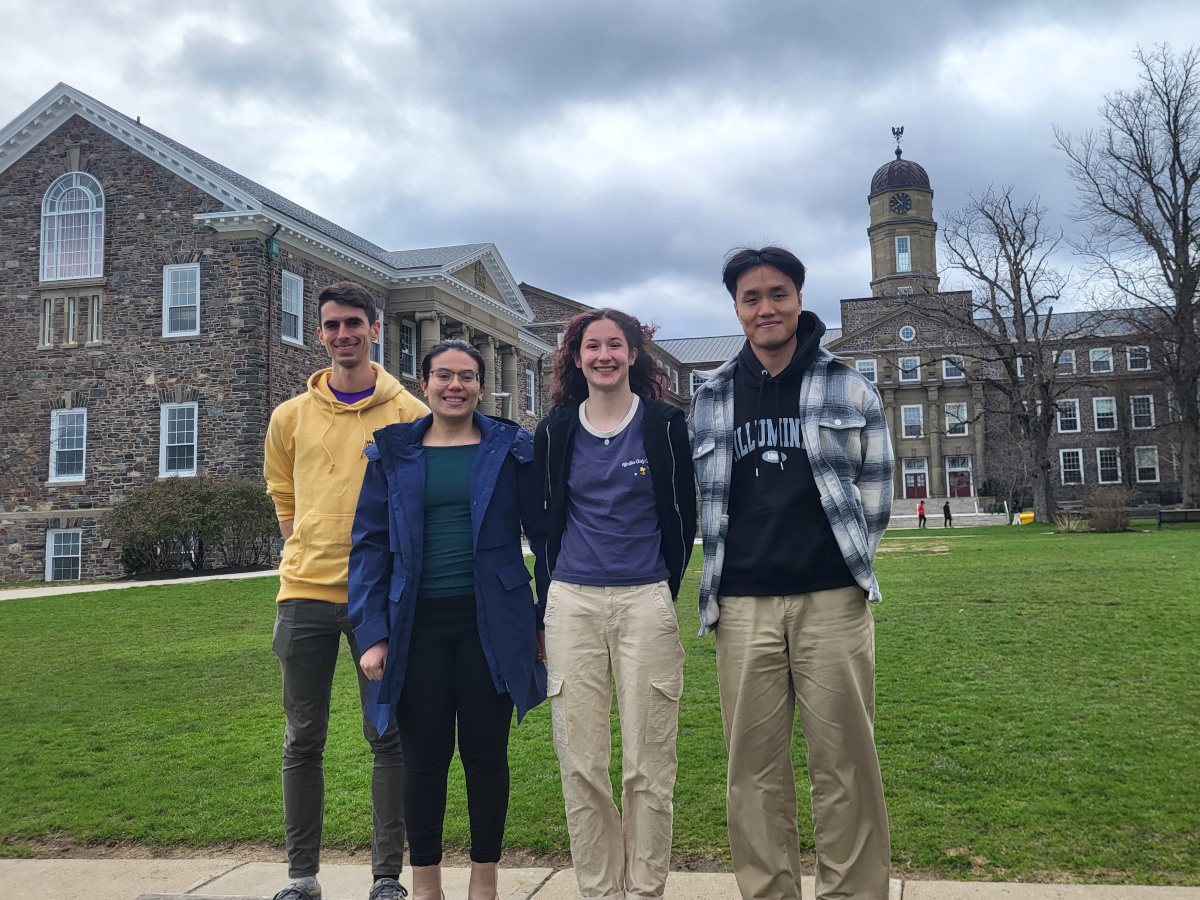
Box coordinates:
[545,580,686,900]
[715,585,890,900]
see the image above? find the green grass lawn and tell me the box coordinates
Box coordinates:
[1,525,1198,883]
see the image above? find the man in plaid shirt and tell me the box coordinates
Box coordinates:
[688,246,894,900]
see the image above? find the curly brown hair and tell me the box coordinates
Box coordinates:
[550,308,667,408]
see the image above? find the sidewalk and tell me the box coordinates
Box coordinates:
[2,859,1198,900]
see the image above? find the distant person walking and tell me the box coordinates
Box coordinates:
[943,501,953,528]
[917,501,926,529]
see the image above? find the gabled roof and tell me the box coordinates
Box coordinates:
[0,83,532,323]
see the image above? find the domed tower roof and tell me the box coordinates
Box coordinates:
[870,147,931,194]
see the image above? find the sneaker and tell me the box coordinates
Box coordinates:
[368,877,409,900]
[273,882,322,900]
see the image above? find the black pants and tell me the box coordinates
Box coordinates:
[398,592,514,866]
[273,599,405,880]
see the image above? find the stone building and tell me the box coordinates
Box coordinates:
[0,83,553,583]
[661,146,1180,506]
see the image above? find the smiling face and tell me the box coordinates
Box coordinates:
[317,300,379,371]
[420,348,483,424]
[576,317,637,395]
[734,264,802,356]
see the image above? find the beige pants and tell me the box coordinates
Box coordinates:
[715,585,890,900]
[544,581,686,900]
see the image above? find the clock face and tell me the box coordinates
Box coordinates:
[890,193,912,215]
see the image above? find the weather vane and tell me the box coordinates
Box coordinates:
[892,126,904,159]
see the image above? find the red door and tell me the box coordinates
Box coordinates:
[905,473,927,499]
[948,470,972,498]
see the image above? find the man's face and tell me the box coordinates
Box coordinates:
[317,301,379,369]
[733,264,802,354]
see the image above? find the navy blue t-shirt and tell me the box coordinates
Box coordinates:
[553,397,669,587]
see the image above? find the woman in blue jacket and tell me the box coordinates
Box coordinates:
[349,339,546,900]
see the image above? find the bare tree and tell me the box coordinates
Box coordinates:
[1056,44,1200,506]
[921,186,1089,522]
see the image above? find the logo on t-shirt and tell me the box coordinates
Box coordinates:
[622,457,650,476]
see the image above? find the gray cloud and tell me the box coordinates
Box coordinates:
[2,0,1199,338]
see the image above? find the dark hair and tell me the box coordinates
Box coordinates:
[421,338,487,383]
[722,246,806,298]
[317,280,378,325]
[550,308,666,408]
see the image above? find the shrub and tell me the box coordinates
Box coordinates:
[1088,486,1135,533]
[1052,510,1089,533]
[107,476,276,573]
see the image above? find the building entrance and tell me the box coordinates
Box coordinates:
[947,456,973,498]
[903,457,928,499]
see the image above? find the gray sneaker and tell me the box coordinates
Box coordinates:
[273,882,322,900]
[368,877,409,900]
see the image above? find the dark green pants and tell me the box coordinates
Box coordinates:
[273,598,405,880]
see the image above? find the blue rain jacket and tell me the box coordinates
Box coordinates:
[349,412,547,736]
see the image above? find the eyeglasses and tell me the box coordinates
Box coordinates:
[429,369,481,385]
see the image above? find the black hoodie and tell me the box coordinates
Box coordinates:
[720,311,857,597]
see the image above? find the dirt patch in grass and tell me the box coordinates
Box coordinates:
[877,543,950,554]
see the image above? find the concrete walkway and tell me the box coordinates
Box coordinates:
[1,859,1198,900]
[0,568,280,602]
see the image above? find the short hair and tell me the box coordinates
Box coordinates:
[550,308,666,408]
[722,246,807,298]
[421,338,487,383]
[317,280,378,325]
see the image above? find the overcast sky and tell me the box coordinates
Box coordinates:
[3,1,1200,337]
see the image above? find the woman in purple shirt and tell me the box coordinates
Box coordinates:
[531,309,695,900]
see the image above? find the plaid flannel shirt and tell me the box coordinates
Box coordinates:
[688,346,894,636]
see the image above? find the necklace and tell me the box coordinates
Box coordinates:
[580,396,638,445]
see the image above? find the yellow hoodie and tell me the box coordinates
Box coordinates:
[264,363,429,603]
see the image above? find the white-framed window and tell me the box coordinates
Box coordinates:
[399,320,416,378]
[66,296,78,344]
[1093,396,1117,431]
[525,369,536,415]
[945,402,968,436]
[1089,347,1113,373]
[281,271,304,344]
[1057,399,1080,433]
[895,236,911,273]
[943,355,965,379]
[88,294,102,343]
[855,358,878,383]
[1055,349,1076,374]
[163,263,200,337]
[45,528,82,581]
[370,321,384,365]
[41,172,104,281]
[899,325,916,342]
[899,355,921,382]
[670,367,679,394]
[49,408,87,481]
[901,404,923,438]
[1135,446,1160,483]
[1016,356,1025,378]
[160,402,198,477]
[1060,448,1084,485]
[1127,345,1150,371]
[1096,448,1122,484]
[690,369,715,394]
[1131,395,1155,429]
[41,296,54,347]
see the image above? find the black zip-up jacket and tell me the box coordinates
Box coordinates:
[531,398,696,604]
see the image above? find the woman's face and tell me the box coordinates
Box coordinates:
[576,318,636,394]
[421,348,483,424]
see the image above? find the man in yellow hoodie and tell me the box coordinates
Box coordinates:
[264,280,429,900]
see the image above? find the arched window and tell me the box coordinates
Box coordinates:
[41,173,105,281]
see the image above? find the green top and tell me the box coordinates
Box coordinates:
[418,443,479,599]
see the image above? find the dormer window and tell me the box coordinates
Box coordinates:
[41,173,105,281]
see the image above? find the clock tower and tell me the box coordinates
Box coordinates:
[867,138,939,297]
